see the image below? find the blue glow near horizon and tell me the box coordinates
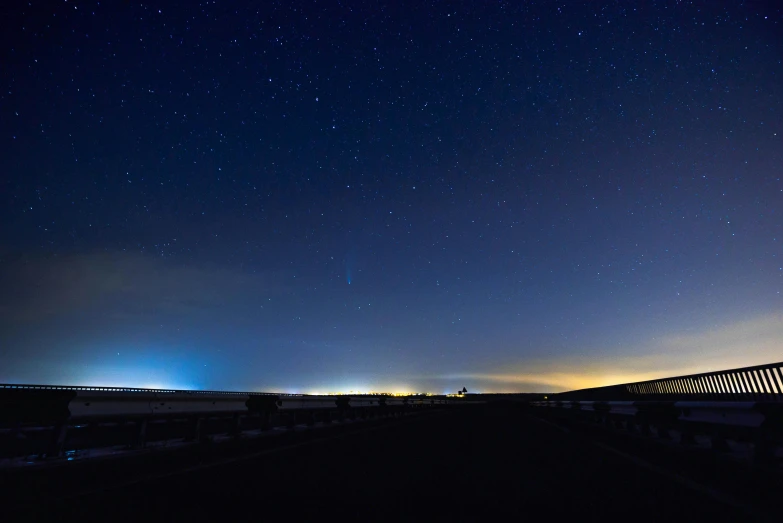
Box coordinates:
[7,345,215,391]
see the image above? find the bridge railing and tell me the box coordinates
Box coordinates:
[554,361,783,402]
[0,385,477,465]
[0,383,281,395]
[530,361,783,465]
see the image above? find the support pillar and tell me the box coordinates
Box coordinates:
[186,417,205,442]
[46,422,67,458]
[679,428,697,445]
[753,433,776,464]
[230,414,242,438]
[135,419,148,448]
[710,435,730,452]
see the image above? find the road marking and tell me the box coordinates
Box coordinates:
[527,414,765,519]
[50,412,437,502]
[590,441,762,518]
[527,414,570,434]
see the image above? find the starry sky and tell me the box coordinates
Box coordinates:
[1,1,781,394]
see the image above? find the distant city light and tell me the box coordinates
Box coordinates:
[321,390,430,396]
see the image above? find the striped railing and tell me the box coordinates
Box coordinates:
[0,384,279,395]
[556,361,783,402]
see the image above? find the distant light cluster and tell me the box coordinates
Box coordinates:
[325,391,432,397]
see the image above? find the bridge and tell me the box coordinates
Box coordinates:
[1,361,781,521]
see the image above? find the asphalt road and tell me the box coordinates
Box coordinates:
[5,404,773,521]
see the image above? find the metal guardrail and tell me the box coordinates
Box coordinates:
[0,383,280,395]
[532,400,771,427]
[0,389,454,425]
[531,399,783,462]
[531,362,783,465]
[555,362,783,402]
[0,386,473,464]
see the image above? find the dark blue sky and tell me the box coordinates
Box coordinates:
[1,1,781,393]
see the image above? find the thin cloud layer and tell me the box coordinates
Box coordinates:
[0,251,281,324]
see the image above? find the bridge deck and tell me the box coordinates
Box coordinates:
[4,404,778,521]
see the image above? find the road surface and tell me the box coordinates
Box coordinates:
[5,404,774,521]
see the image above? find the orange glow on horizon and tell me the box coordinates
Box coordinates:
[442,313,783,392]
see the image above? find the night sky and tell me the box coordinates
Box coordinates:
[1,1,781,394]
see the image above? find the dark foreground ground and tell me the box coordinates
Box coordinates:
[3,404,779,522]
